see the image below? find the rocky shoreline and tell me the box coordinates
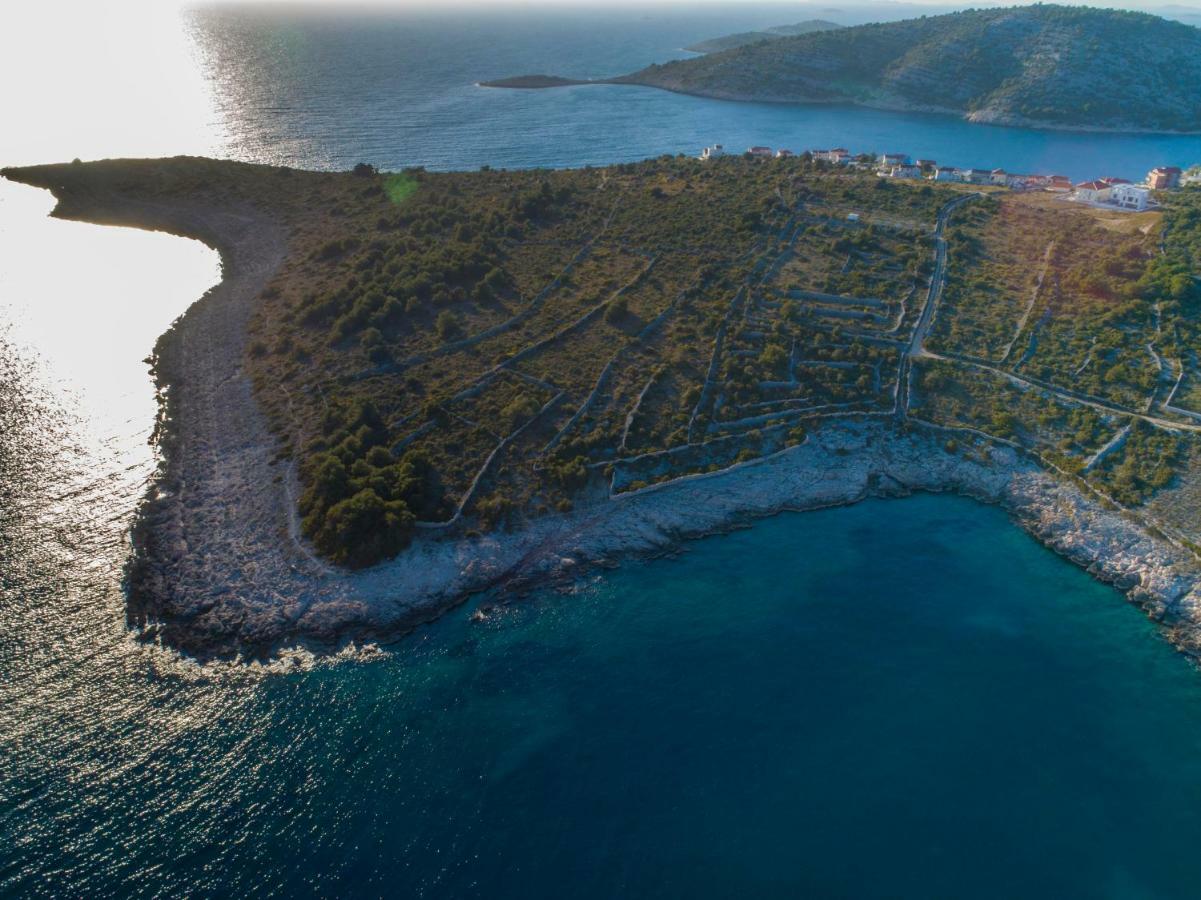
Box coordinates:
[16,180,1201,663]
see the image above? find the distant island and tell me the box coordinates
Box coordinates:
[683,20,841,54]
[479,75,589,89]
[488,5,1201,134]
[5,155,1201,659]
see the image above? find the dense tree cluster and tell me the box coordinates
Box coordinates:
[299,401,444,568]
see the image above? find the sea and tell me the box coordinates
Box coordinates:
[4,4,1201,896]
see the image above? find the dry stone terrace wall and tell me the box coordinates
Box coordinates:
[7,157,1201,582]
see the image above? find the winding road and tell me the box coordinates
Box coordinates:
[895,192,1201,435]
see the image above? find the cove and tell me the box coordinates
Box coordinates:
[7,494,1201,897]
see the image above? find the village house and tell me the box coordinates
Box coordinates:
[1048,175,1074,192]
[880,152,909,167]
[934,166,962,182]
[916,159,937,171]
[965,168,993,185]
[1074,180,1112,203]
[1100,177,1131,187]
[775,148,794,159]
[747,146,773,158]
[990,168,1008,186]
[1147,166,1182,189]
[811,148,850,163]
[700,144,724,160]
[1183,166,1201,186]
[1109,183,1152,210]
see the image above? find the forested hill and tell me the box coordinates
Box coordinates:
[683,20,841,55]
[617,5,1201,132]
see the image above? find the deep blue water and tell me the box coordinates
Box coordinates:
[193,5,1201,179]
[8,495,1201,897]
[6,6,1201,897]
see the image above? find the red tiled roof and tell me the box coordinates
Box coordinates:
[1076,180,1109,190]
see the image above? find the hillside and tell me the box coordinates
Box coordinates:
[610,5,1201,132]
[6,156,1201,653]
[684,20,841,54]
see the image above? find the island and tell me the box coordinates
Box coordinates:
[5,154,1201,660]
[478,75,590,90]
[487,5,1201,134]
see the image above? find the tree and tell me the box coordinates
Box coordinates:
[436,310,462,341]
[311,488,414,568]
[604,296,629,325]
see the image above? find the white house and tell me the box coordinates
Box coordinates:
[880,152,909,167]
[1182,166,1201,186]
[990,168,1009,185]
[1109,183,1151,210]
[934,167,962,182]
[813,148,851,163]
[775,148,794,159]
[1074,180,1112,203]
[747,146,773,158]
[700,144,725,160]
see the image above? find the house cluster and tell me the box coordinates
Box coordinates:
[701,144,795,160]
[870,153,1195,213]
[874,153,1076,190]
[701,144,841,161]
[1072,176,1149,210]
[1068,168,1199,211]
[697,143,1200,214]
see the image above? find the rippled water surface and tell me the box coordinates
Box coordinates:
[8,492,1201,897]
[6,5,1201,897]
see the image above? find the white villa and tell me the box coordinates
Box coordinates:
[812,148,851,163]
[878,163,922,180]
[1109,183,1151,210]
[700,144,725,160]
